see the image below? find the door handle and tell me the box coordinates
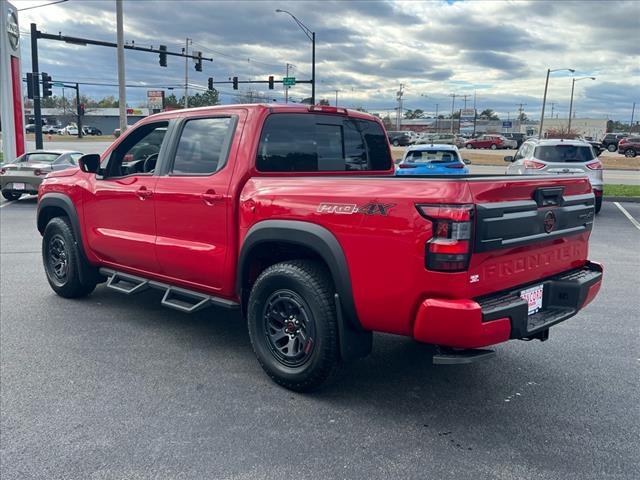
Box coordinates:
[136,186,153,200]
[201,189,223,205]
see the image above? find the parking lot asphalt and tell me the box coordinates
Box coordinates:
[1,198,638,480]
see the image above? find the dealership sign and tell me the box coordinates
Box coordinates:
[147,90,164,110]
[459,108,476,133]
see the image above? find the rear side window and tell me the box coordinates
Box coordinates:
[256,113,391,172]
[171,117,234,175]
[534,145,595,163]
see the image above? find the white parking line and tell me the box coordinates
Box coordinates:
[0,200,16,209]
[614,202,640,231]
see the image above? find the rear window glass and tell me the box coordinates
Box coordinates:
[257,114,391,172]
[24,153,60,162]
[405,150,460,163]
[534,145,595,163]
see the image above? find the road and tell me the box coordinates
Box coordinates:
[1,196,638,479]
[24,139,640,185]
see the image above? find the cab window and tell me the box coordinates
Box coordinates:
[102,122,169,177]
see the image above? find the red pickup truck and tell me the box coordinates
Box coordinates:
[37,104,602,391]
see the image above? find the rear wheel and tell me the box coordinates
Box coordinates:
[466,144,473,149]
[392,139,399,146]
[607,144,616,152]
[624,148,636,158]
[42,217,97,298]
[247,260,339,392]
[490,143,498,150]
[2,191,22,201]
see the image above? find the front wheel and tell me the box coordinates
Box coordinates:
[624,148,636,158]
[607,144,616,152]
[392,140,399,146]
[490,143,498,150]
[247,260,339,392]
[2,191,22,201]
[466,144,473,149]
[42,217,97,298]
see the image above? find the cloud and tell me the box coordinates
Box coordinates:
[12,0,639,120]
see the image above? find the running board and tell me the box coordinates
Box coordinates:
[432,347,496,365]
[100,268,239,313]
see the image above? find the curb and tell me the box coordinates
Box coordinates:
[603,196,640,203]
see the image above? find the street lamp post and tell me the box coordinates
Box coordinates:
[568,76,596,133]
[539,67,575,138]
[276,9,315,105]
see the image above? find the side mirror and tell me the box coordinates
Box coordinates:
[463,159,471,165]
[504,155,514,162]
[79,153,101,173]
[395,158,403,164]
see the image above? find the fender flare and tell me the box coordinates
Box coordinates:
[37,193,98,284]
[237,220,362,331]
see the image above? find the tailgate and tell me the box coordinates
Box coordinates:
[466,175,595,296]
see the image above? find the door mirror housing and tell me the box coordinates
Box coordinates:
[463,159,471,165]
[78,154,101,173]
[504,155,514,162]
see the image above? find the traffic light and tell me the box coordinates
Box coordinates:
[26,72,34,99]
[41,72,52,98]
[194,51,202,72]
[232,76,238,90]
[208,77,214,91]
[268,76,274,90]
[159,45,167,67]
[78,104,85,116]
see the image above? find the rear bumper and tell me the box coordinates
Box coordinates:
[413,262,603,349]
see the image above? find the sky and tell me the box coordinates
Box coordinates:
[12,0,640,121]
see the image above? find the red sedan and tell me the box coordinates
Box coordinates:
[465,135,506,150]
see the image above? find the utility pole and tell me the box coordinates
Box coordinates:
[449,93,456,133]
[183,37,191,108]
[334,89,339,106]
[116,0,126,134]
[550,102,556,118]
[630,102,636,133]
[473,90,477,136]
[30,22,43,149]
[461,94,470,109]
[434,103,439,132]
[396,84,404,130]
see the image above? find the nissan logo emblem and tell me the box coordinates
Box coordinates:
[543,210,556,233]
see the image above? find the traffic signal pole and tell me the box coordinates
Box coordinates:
[30,22,43,149]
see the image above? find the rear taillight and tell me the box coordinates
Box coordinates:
[586,161,602,170]
[618,138,627,145]
[398,163,416,169]
[445,162,465,169]
[309,105,347,114]
[416,204,474,272]
[523,160,545,169]
[0,168,5,175]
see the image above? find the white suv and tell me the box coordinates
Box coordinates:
[505,138,604,213]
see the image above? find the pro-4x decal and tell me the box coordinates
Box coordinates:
[317,202,395,216]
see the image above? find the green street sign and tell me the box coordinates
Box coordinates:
[52,82,64,87]
[283,77,296,87]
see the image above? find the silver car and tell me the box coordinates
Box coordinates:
[505,139,604,213]
[0,150,83,201]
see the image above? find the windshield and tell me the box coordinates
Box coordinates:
[534,145,595,163]
[24,153,61,163]
[405,150,460,163]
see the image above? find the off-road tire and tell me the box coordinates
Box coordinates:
[247,260,339,392]
[607,144,616,152]
[42,217,97,298]
[2,191,22,201]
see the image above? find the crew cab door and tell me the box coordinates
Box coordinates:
[83,121,169,273]
[153,114,240,293]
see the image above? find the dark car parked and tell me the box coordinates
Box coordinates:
[601,133,628,152]
[387,131,413,147]
[617,136,640,157]
[502,132,526,148]
[83,126,102,136]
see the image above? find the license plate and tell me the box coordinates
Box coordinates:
[12,182,26,190]
[520,284,544,315]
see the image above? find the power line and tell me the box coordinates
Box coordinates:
[18,0,68,11]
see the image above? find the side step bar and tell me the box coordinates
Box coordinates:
[432,347,496,365]
[99,268,239,313]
